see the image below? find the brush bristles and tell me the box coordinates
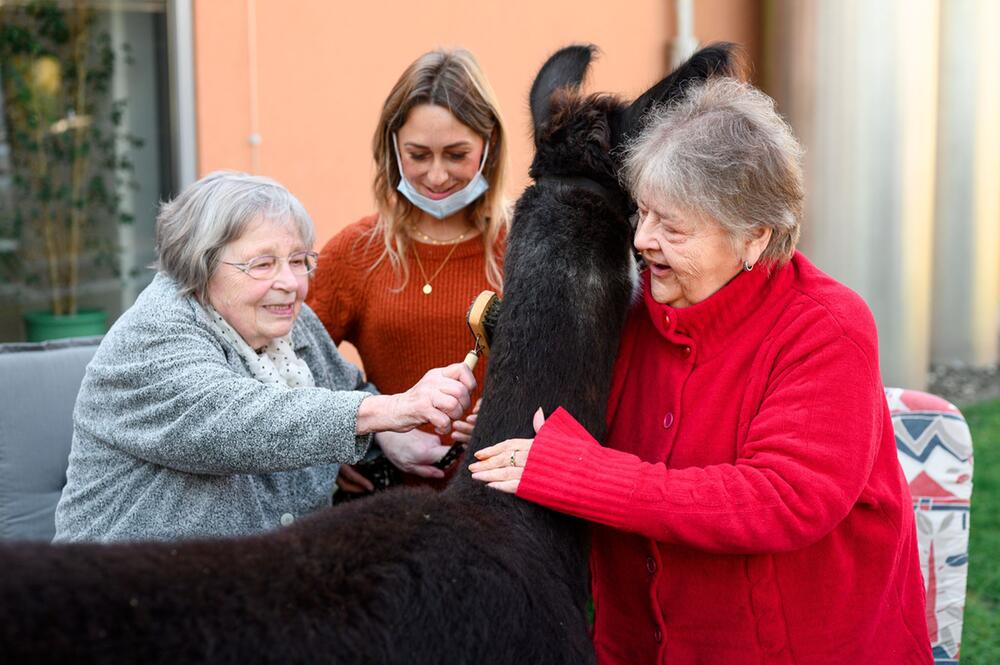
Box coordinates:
[466,291,502,355]
[479,296,501,349]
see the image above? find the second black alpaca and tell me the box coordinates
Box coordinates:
[0,44,735,664]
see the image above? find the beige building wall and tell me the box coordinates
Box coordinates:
[764,0,943,390]
[192,0,761,246]
[763,0,1000,388]
[931,0,1000,367]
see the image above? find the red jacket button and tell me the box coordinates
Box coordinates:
[663,412,674,429]
[646,556,657,573]
[654,627,663,643]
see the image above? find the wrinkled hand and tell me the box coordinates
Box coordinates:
[357,363,476,436]
[451,398,482,444]
[335,464,375,494]
[376,430,452,479]
[392,363,476,435]
[468,408,545,494]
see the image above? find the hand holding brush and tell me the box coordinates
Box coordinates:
[435,291,503,467]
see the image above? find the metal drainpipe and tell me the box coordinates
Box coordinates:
[671,0,700,68]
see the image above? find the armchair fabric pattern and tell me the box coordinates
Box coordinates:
[887,387,973,665]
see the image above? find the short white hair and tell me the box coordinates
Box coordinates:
[154,171,315,298]
[623,78,804,266]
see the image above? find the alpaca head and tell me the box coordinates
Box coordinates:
[528,43,740,199]
[457,44,744,450]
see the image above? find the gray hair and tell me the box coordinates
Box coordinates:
[622,77,804,266]
[154,171,315,299]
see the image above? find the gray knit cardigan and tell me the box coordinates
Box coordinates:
[53,273,375,543]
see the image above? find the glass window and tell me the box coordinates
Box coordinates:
[0,0,174,341]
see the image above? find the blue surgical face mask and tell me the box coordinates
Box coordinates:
[393,133,490,220]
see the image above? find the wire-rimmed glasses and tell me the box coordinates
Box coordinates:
[221,250,319,280]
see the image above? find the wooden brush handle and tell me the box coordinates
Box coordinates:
[463,350,480,371]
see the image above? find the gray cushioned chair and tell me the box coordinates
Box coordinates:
[0,336,101,541]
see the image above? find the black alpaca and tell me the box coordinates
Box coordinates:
[0,45,734,664]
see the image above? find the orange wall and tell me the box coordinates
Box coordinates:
[193,0,761,247]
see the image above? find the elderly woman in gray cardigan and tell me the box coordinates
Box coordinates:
[54,171,474,542]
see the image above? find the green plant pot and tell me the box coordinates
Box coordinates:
[23,309,107,342]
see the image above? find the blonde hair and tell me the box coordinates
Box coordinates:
[623,78,804,267]
[370,48,509,290]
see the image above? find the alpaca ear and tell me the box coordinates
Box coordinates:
[529,44,596,142]
[617,42,738,144]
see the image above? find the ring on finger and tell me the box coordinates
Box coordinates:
[509,450,517,467]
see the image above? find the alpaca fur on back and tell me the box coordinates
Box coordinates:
[0,44,736,664]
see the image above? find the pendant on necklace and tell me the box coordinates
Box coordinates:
[422,283,433,295]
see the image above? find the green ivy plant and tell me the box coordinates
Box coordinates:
[0,0,141,316]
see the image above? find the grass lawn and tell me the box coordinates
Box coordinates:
[958,397,1000,664]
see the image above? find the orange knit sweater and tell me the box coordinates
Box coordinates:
[307,215,503,424]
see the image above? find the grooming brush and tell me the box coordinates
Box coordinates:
[434,290,502,471]
[462,290,502,371]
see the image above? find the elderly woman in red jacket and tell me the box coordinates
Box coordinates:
[470,78,931,664]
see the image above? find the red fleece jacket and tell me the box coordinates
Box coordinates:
[518,252,931,664]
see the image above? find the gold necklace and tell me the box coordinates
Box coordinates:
[410,225,469,245]
[413,237,465,295]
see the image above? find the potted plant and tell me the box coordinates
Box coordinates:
[0,0,138,341]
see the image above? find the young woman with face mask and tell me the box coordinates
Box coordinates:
[307,48,509,496]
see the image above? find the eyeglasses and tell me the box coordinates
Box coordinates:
[221,250,319,280]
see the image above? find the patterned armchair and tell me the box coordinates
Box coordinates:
[887,388,974,665]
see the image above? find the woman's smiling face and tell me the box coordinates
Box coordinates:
[396,103,485,201]
[206,216,309,349]
[633,195,755,307]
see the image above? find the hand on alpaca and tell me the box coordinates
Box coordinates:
[356,362,476,435]
[450,398,482,444]
[468,408,546,494]
[375,430,451,479]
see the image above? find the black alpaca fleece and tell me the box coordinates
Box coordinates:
[0,44,736,664]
